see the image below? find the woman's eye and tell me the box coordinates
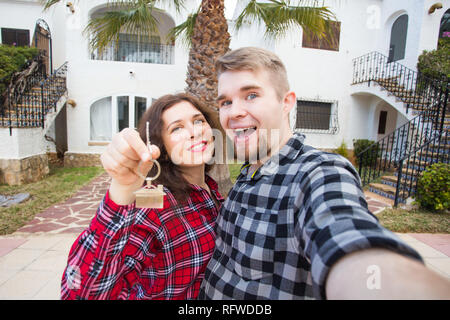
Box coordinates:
[194,119,204,125]
[220,100,231,108]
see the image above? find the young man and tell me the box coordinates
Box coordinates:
[198,47,450,299]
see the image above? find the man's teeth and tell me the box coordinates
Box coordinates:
[234,127,256,137]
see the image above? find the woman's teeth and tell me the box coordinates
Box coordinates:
[191,142,206,151]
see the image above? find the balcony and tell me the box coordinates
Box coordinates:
[91,34,174,65]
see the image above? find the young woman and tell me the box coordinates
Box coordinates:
[61,93,223,300]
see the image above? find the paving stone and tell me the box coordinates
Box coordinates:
[0,238,27,257]
[17,222,65,233]
[59,217,80,224]
[58,227,86,234]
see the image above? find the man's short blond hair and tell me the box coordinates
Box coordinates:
[215,47,290,100]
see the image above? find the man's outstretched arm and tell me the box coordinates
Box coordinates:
[325,248,450,299]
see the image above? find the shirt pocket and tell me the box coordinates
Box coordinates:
[228,210,276,281]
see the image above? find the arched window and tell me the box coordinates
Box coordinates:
[389,14,408,62]
[438,9,450,45]
[89,6,175,64]
[90,97,112,141]
[90,95,149,141]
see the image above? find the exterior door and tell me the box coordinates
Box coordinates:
[388,15,408,62]
[32,24,51,75]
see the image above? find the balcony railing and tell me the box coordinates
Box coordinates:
[91,42,174,65]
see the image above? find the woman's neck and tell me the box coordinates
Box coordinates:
[179,164,206,188]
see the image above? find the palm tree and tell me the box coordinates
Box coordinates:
[42,0,336,196]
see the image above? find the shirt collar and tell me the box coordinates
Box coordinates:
[188,174,224,202]
[239,132,305,180]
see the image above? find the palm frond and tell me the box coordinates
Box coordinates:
[153,0,187,14]
[84,1,159,53]
[235,0,336,39]
[40,0,63,11]
[167,5,200,49]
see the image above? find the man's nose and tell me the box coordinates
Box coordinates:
[228,100,247,119]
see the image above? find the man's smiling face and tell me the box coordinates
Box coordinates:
[217,68,294,162]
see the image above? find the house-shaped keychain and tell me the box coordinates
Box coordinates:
[135,184,166,209]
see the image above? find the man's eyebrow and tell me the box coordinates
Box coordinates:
[216,85,262,101]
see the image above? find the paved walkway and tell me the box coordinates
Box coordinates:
[0,173,449,299]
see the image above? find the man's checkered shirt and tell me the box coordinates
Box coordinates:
[199,133,423,300]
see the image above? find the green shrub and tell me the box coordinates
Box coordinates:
[0,45,40,96]
[417,39,450,80]
[353,139,379,167]
[334,141,349,159]
[416,163,450,212]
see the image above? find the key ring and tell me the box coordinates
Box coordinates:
[134,122,161,186]
[135,158,161,185]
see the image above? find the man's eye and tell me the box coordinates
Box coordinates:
[246,93,257,100]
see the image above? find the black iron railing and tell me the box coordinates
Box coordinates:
[1,58,68,133]
[352,51,446,114]
[91,41,174,65]
[357,107,446,185]
[394,111,449,206]
[354,51,449,205]
[1,53,47,129]
[38,61,68,121]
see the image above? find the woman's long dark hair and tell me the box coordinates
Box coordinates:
[137,93,219,204]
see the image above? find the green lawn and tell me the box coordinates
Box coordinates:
[377,207,450,234]
[228,163,243,183]
[0,165,104,235]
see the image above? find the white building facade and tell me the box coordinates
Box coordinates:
[0,0,448,184]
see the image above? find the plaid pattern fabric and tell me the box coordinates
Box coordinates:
[61,175,223,300]
[199,133,423,300]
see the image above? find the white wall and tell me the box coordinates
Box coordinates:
[418,0,450,53]
[375,101,398,141]
[0,127,54,159]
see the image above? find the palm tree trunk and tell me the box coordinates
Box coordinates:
[185,0,233,197]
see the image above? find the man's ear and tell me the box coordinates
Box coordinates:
[283,91,297,115]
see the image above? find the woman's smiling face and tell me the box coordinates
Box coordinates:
[161,100,214,167]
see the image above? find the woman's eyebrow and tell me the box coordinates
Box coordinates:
[167,113,204,129]
[192,113,204,119]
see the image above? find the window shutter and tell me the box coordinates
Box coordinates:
[1,28,30,46]
[302,21,340,51]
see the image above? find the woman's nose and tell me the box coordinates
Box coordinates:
[189,123,203,139]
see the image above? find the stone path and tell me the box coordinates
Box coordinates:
[14,173,111,235]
